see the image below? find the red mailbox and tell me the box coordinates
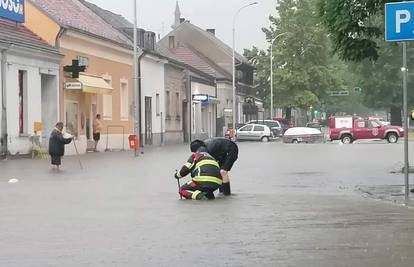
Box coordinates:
[128,135,139,149]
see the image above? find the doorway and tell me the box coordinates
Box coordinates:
[182,101,188,142]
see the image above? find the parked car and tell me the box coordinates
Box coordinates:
[236,124,273,142]
[367,117,390,125]
[306,121,322,131]
[247,119,283,137]
[329,116,404,144]
[283,127,325,143]
[273,117,293,133]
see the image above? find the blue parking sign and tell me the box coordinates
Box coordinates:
[385,1,414,42]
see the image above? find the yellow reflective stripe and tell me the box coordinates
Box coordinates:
[184,162,194,169]
[192,190,202,200]
[193,176,223,185]
[195,160,219,169]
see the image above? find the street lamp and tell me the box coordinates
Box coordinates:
[232,1,258,133]
[133,0,139,156]
[270,32,290,119]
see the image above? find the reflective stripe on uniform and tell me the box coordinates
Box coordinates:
[185,162,194,169]
[193,175,223,185]
[192,190,202,200]
[195,160,220,169]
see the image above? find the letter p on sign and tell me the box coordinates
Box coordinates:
[396,10,411,33]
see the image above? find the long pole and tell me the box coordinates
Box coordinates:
[232,26,236,132]
[232,2,258,133]
[403,42,409,203]
[270,44,273,119]
[133,0,139,157]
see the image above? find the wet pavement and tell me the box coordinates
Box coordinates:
[1,141,414,266]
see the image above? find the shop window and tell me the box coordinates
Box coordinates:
[120,81,129,120]
[65,101,79,137]
[18,70,28,134]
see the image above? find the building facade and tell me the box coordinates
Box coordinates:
[0,14,62,157]
[25,0,135,154]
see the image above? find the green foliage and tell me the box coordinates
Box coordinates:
[317,0,400,61]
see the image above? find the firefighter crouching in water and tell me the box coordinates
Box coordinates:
[175,142,223,200]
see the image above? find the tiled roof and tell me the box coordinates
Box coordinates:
[163,45,229,80]
[0,18,60,54]
[80,0,132,29]
[30,0,132,46]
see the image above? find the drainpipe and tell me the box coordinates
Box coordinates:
[1,45,12,157]
[137,51,145,147]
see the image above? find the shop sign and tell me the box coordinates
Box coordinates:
[64,82,82,90]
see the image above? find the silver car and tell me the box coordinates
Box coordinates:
[236,124,273,142]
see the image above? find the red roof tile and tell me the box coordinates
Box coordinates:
[30,0,132,46]
[0,18,59,54]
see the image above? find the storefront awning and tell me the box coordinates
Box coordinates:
[78,74,113,94]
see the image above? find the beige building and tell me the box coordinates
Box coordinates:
[25,0,134,153]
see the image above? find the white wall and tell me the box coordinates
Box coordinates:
[217,81,233,117]
[5,51,60,155]
[140,55,166,145]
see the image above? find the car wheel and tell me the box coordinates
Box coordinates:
[387,132,398,143]
[261,136,270,142]
[341,135,353,144]
[292,139,299,144]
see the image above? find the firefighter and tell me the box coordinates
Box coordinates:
[192,138,239,196]
[175,142,222,200]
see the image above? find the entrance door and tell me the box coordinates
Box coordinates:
[65,101,79,137]
[145,97,153,145]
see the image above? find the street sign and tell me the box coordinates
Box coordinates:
[0,0,25,23]
[385,2,414,42]
[327,91,349,97]
[193,94,208,101]
[64,82,82,90]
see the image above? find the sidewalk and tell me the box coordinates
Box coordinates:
[357,185,414,207]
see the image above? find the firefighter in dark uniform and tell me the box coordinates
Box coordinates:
[175,144,222,200]
[191,138,239,196]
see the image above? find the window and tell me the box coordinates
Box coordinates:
[240,125,253,132]
[65,101,79,137]
[254,126,265,132]
[357,120,365,128]
[165,91,171,117]
[175,92,180,117]
[103,95,113,120]
[18,70,27,134]
[169,36,175,49]
[156,93,160,116]
[120,81,129,120]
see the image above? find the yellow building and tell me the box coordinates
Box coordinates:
[25,0,134,153]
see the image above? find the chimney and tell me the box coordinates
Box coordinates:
[206,29,216,35]
[180,18,185,23]
[143,31,155,51]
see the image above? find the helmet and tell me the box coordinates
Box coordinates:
[190,140,206,152]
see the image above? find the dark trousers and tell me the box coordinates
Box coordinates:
[179,180,220,200]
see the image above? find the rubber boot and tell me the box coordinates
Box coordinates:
[219,182,231,196]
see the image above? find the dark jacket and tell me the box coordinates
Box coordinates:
[49,129,72,157]
[204,138,239,171]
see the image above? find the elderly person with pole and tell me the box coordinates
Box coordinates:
[49,122,73,170]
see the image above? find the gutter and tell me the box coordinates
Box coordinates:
[138,51,145,147]
[1,44,12,157]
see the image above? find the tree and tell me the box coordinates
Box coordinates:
[317,0,400,61]
[318,0,414,125]
[246,0,343,121]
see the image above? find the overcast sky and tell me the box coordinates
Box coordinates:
[87,0,277,52]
